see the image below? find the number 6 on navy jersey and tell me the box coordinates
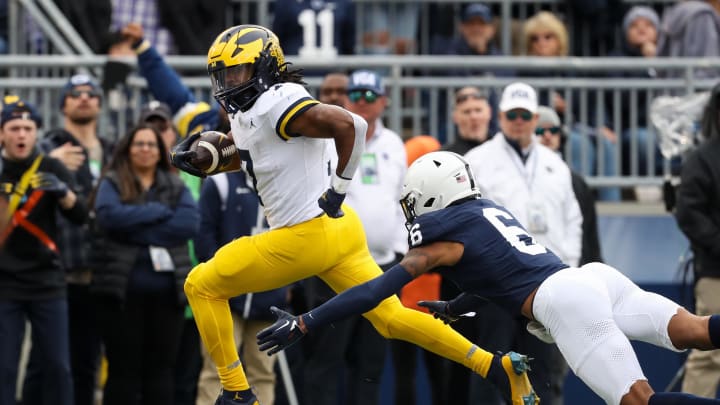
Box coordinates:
[483,207,547,255]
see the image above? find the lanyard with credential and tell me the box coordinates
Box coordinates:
[4,154,42,222]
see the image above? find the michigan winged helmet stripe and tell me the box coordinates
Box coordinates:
[275,97,319,140]
[207,25,287,114]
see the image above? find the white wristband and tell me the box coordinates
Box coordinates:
[331,174,351,194]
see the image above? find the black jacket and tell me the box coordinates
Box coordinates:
[39,129,114,273]
[0,150,86,300]
[90,170,198,306]
[675,137,720,278]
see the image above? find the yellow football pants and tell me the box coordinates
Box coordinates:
[184,205,494,391]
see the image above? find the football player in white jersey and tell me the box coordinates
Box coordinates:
[171,25,539,405]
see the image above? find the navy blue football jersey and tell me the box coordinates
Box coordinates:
[408,198,568,316]
[272,0,355,57]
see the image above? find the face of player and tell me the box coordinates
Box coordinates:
[453,96,492,142]
[0,118,38,161]
[319,74,349,107]
[62,85,101,125]
[499,109,538,148]
[129,128,161,173]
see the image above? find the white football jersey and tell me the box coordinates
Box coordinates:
[229,82,335,229]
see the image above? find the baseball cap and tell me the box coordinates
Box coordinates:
[462,3,492,23]
[499,82,538,113]
[1,95,42,128]
[536,106,560,127]
[60,74,101,108]
[347,70,385,96]
[139,100,173,123]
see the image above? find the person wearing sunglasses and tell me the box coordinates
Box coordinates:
[464,83,582,405]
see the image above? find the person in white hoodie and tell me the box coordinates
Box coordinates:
[463,82,581,405]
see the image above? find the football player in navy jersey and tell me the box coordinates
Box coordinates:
[258,151,720,405]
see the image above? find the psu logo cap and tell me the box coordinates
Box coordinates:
[499,82,538,113]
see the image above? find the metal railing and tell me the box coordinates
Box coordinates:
[0,55,716,189]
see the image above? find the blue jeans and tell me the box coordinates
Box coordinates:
[568,127,621,201]
[0,298,74,405]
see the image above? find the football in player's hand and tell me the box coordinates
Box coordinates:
[189,131,239,175]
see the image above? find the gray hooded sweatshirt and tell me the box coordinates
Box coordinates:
[657,1,720,79]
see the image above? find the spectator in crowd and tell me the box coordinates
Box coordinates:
[523,11,620,201]
[361,3,418,55]
[111,0,176,55]
[657,0,720,79]
[446,4,511,137]
[272,0,355,59]
[0,95,86,405]
[439,85,495,405]
[446,3,500,60]
[675,82,720,399]
[138,100,203,405]
[464,82,579,404]
[195,170,286,405]
[607,6,663,180]
[536,106,602,265]
[89,124,199,405]
[156,0,228,55]
[25,74,113,405]
[393,134,446,405]
[443,86,493,154]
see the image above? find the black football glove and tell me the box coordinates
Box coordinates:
[31,172,69,199]
[417,300,460,324]
[256,306,307,356]
[318,187,345,218]
[170,132,206,178]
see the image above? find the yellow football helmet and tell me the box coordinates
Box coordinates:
[207,25,286,114]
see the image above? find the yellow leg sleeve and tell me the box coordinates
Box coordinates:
[367,296,494,377]
[185,269,249,392]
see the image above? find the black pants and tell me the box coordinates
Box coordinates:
[68,283,103,405]
[96,291,184,405]
[24,285,102,405]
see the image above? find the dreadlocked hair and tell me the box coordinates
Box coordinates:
[279,62,306,86]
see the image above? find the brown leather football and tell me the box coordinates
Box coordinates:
[189,131,239,175]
